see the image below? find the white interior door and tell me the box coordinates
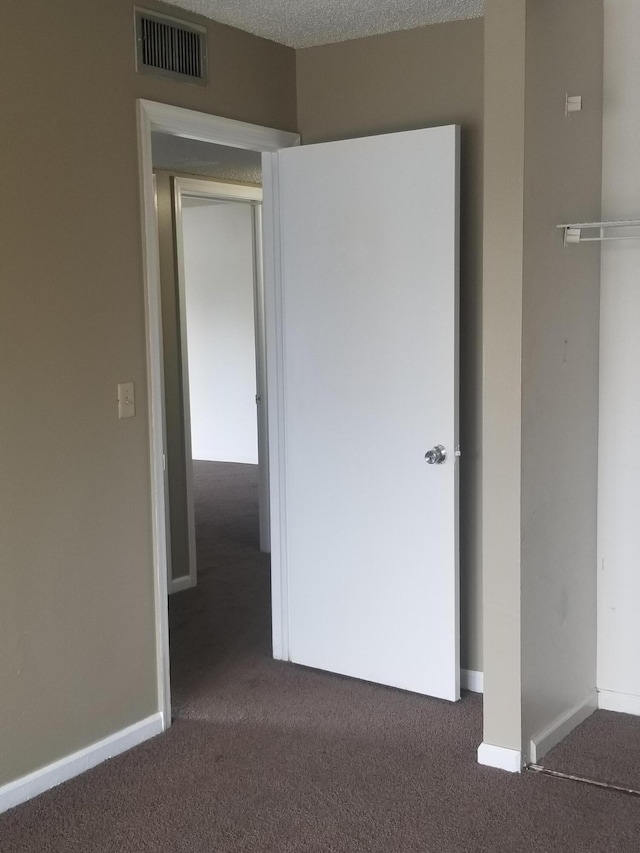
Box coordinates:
[265,125,460,701]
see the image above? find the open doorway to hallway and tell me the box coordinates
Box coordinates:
[152,133,271,720]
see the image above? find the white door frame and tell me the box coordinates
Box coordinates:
[171,177,268,595]
[136,99,299,727]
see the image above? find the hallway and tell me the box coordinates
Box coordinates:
[169,461,271,722]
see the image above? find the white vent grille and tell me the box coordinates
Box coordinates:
[135,8,207,85]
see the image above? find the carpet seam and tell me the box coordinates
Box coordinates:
[526,764,640,798]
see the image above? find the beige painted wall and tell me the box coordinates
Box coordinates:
[482,0,602,757]
[520,0,602,754]
[2,0,605,790]
[0,0,295,787]
[296,19,484,673]
[481,0,527,752]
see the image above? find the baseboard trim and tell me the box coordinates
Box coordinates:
[477,742,522,773]
[598,689,640,716]
[169,575,193,594]
[0,712,164,815]
[529,691,597,764]
[461,669,483,694]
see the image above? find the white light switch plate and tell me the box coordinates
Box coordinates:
[565,94,582,115]
[117,382,135,419]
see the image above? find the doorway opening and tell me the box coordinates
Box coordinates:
[157,164,271,714]
[138,100,299,725]
[163,173,267,590]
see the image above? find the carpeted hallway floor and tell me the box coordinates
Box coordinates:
[2,460,640,852]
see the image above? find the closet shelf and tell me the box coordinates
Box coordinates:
[558,219,640,246]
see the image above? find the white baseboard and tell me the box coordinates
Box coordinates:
[0,712,164,815]
[598,688,640,716]
[477,742,522,773]
[461,669,483,694]
[529,691,597,764]
[169,575,194,594]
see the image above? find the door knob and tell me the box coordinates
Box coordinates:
[425,445,447,465]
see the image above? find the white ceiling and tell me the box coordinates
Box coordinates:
[162,0,484,49]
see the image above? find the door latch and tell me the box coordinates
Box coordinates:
[425,445,447,465]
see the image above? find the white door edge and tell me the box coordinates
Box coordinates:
[252,205,272,554]
[262,151,290,660]
[136,99,300,722]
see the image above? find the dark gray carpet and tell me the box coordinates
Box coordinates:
[541,709,640,792]
[2,460,640,852]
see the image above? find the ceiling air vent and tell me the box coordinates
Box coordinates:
[135,8,208,86]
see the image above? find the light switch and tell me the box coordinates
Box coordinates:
[117,382,135,419]
[565,94,582,116]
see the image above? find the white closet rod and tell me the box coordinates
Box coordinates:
[559,219,640,246]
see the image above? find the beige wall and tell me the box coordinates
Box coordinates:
[0,0,295,786]
[481,0,527,752]
[482,0,602,758]
[520,0,602,754]
[2,0,605,791]
[296,19,485,672]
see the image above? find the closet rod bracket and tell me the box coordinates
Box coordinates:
[558,219,640,247]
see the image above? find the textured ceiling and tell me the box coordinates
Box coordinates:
[152,132,262,183]
[162,0,484,48]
